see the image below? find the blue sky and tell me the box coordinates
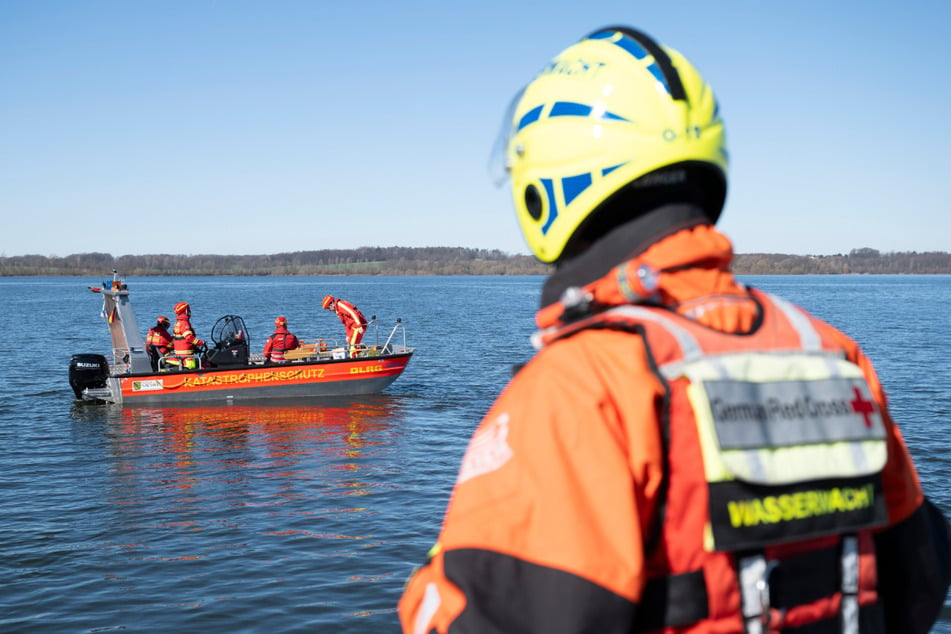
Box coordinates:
[2,1,949,258]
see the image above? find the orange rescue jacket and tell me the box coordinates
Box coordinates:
[334,299,368,343]
[172,316,200,355]
[399,225,948,634]
[146,326,173,355]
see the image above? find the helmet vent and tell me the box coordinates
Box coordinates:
[524,185,543,221]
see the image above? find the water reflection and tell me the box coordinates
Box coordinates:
[67,398,411,621]
[109,395,404,459]
[85,398,408,556]
[50,397,412,630]
[105,397,399,492]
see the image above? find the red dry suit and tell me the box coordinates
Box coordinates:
[398,223,951,633]
[172,314,203,368]
[332,299,368,348]
[146,322,173,371]
[146,324,173,356]
[263,326,300,363]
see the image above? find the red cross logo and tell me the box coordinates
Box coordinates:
[850,387,876,428]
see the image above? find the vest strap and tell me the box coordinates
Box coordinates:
[637,539,868,632]
[767,292,822,352]
[738,537,861,634]
[739,553,773,634]
[840,535,859,634]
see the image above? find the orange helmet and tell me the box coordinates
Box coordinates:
[321,295,334,310]
[174,301,190,315]
[157,316,170,327]
[275,316,287,326]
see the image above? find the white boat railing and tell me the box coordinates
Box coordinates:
[380,319,409,354]
[105,320,411,373]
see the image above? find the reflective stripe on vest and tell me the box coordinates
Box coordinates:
[147,332,165,345]
[173,322,196,353]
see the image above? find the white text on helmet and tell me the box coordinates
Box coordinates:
[539,58,607,79]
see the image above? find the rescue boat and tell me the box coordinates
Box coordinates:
[68,272,414,406]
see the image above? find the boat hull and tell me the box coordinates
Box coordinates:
[88,352,413,406]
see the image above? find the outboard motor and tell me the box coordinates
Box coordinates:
[69,354,109,399]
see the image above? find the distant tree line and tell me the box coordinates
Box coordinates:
[732,248,951,275]
[2,246,949,276]
[0,246,552,276]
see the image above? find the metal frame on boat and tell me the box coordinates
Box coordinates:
[69,272,414,406]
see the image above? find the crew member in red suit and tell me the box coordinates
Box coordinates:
[322,295,368,357]
[263,316,300,363]
[145,315,173,371]
[170,301,204,369]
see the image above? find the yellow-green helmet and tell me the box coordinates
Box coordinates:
[492,26,728,263]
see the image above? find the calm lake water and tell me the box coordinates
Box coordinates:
[1,275,949,633]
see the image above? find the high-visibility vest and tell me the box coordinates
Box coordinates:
[146,327,172,354]
[266,331,298,362]
[536,288,887,632]
[172,319,197,355]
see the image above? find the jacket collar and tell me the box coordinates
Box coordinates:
[536,205,746,330]
[540,204,711,308]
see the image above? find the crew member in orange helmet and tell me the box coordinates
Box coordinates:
[263,316,300,363]
[145,315,173,371]
[399,26,951,634]
[169,301,204,370]
[322,295,368,357]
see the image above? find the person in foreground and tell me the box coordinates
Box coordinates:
[322,295,368,357]
[263,315,300,363]
[398,26,951,634]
